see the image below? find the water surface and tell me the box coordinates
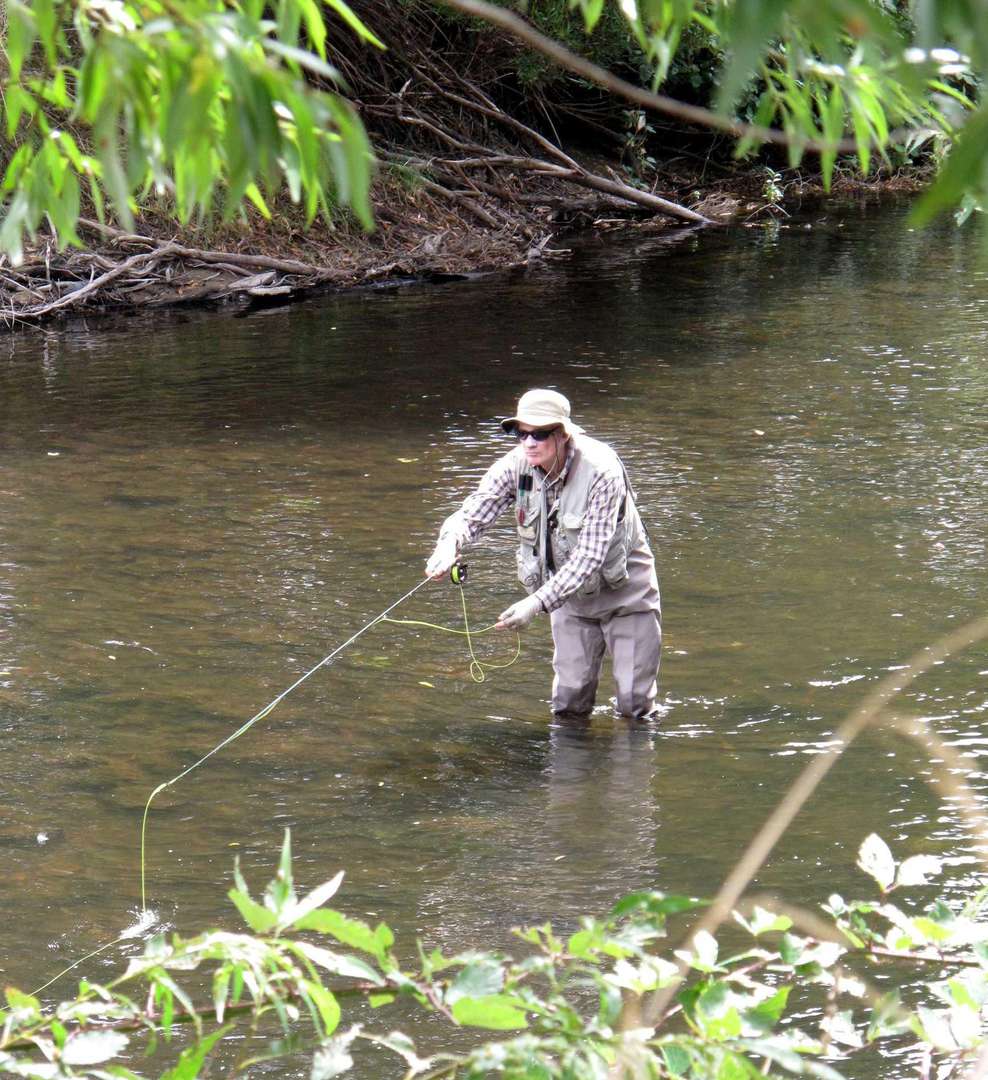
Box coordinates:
[1,200,986,1076]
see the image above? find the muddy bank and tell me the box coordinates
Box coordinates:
[0,0,932,331]
[0,161,924,331]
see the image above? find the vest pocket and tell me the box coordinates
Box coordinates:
[601,516,632,589]
[516,547,542,593]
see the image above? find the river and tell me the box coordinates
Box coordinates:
[1,198,986,1077]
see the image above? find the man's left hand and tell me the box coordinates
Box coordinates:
[496,595,543,630]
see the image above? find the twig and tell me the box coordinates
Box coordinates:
[77,220,342,279]
[18,246,180,319]
[639,613,988,1029]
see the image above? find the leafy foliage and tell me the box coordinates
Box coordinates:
[5,831,988,1080]
[0,0,379,263]
[561,0,981,203]
[4,0,988,267]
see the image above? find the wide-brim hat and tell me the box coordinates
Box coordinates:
[500,389,584,437]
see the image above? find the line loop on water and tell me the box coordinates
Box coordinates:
[383,580,521,683]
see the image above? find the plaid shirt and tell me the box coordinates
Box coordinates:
[438,437,626,613]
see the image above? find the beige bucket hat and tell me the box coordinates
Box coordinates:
[500,389,584,437]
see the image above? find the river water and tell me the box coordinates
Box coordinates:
[1,199,986,1075]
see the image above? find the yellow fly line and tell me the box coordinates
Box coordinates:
[138,571,520,911]
[383,583,521,683]
[36,573,526,999]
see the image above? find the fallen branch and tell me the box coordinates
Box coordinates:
[416,177,502,227]
[419,153,709,222]
[19,245,180,319]
[77,220,342,279]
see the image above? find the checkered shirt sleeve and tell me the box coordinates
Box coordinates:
[437,451,517,547]
[534,469,624,613]
[436,447,626,614]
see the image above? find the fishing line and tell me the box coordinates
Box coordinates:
[31,909,159,996]
[383,571,521,683]
[139,568,520,910]
[34,571,520,996]
[140,575,433,910]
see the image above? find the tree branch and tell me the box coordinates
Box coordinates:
[431,0,860,156]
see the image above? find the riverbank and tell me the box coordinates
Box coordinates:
[0,158,925,330]
[0,0,936,331]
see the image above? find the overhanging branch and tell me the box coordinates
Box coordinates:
[431,0,860,156]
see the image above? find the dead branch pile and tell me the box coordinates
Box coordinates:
[1,1,715,327]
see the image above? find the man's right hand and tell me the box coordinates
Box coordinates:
[425,535,459,579]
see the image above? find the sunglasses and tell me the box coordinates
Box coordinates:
[514,426,560,443]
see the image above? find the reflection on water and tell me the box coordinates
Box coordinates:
[1,199,987,1076]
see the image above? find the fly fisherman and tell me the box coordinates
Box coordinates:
[425,389,661,721]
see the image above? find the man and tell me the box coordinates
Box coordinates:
[425,389,661,720]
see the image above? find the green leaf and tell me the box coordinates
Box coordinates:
[858,834,896,891]
[153,972,199,1037]
[445,959,504,1005]
[61,1031,130,1066]
[744,986,791,1033]
[581,0,606,34]
[290,941,385,984]
[228,887,278,933]
[92,119,135,231]
[284,870,344,929]
[294,909,393,961]
[326,95,375,229]
[717,0,790,114]
[567,928,597,957]
[697,981,730,1017]
[212,968,230,1024]
[262,38,343,83]
[820,86,844,189]
[264,828,296,918]
[159,1026,231,1080]
[778,933,809,965]
[738,906,793,936]
[5,988,42,1018]
[32,0,58,66]
[296,0,328,58]
[323,0,386,49]
[661,1043,692,1076]
[244,183,272,220]
[736,1038,844,1080]
[304,981,341,1037]
[451,994,528,1030]
[5,1,37,81]
[690,930,720,970]
[611,891,701,919]
[4,86,37,139]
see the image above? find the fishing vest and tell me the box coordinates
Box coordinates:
[514,435,643,599]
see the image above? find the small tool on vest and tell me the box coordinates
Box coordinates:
[517,473,532,525]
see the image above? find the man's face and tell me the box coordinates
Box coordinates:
[517,424,564,472]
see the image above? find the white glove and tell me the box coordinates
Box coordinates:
[426,534,459,579]
[496,594,543,630]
